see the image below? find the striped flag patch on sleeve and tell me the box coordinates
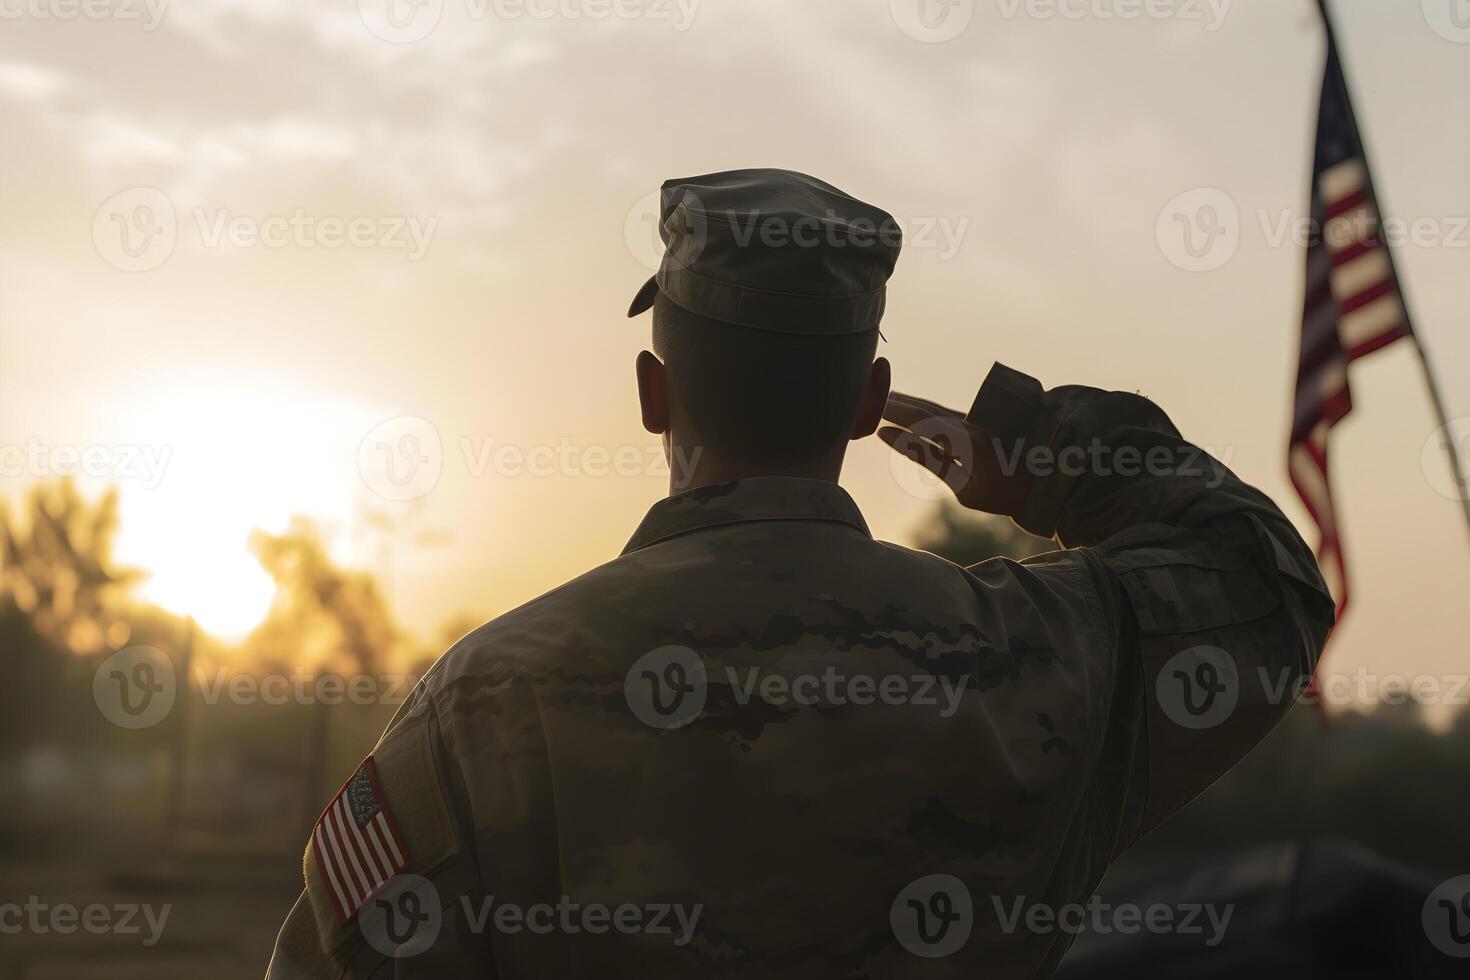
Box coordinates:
[312,757,411,923]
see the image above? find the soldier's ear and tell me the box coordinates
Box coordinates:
[850,356,891,441]
[636,350,669,435]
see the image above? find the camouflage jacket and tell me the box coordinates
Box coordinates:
[266,363,1333,979]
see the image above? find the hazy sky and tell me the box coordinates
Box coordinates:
[2,0,1467,717]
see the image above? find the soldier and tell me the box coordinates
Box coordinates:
[266,169,1333,978]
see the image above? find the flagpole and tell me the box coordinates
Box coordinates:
[1315,0,1470,541]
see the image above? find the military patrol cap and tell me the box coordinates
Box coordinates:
[626,168,902,335]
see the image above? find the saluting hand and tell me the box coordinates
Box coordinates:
[878,392,1030,517]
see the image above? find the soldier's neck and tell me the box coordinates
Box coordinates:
[666,447,846,496]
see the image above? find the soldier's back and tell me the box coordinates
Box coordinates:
[425,477,1114,977]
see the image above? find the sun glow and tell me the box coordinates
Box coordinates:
[109,371,382,640]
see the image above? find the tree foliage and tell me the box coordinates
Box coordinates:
[243,517,398,677]
[911,499,1054,566]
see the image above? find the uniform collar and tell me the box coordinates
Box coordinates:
[621,476,871,555]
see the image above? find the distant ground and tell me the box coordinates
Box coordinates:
[0,821,301,979]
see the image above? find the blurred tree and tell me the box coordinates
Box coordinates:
[244,517,397,678]
[911,499,1053,566]
[0,478,140,655]
[243,517,402,828]
[0,480,143,756]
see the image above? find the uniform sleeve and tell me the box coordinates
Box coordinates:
[970,362,1335,849]
[264,685,497,979]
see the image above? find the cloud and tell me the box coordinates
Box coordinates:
[0,60,70,103]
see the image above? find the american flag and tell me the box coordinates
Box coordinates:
[313,758,411,923]
[1288,21,1411,620]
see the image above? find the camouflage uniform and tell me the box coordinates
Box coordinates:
[266,361,1334,979]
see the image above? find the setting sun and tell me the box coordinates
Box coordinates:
[108,371,380,639]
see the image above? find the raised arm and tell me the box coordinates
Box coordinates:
[881,362,1335,845]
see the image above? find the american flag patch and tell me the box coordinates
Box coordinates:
[313,758,411,923]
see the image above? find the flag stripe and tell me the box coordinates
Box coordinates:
[352,802,390,882]
[1319,159,1366,202]
[1330,237,1375,268]
[331,797,375,900]
[1339,293,1402,350]
[1336,278,1394,316]
[1345,324,1409,360]
[1324,203,1373,249]
[1331,250,1391,306]
[342,795,389,886]
[1323,187,1367,219]
[320,807,364,907]
[314,825,351,920]
[365,817,394,877]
